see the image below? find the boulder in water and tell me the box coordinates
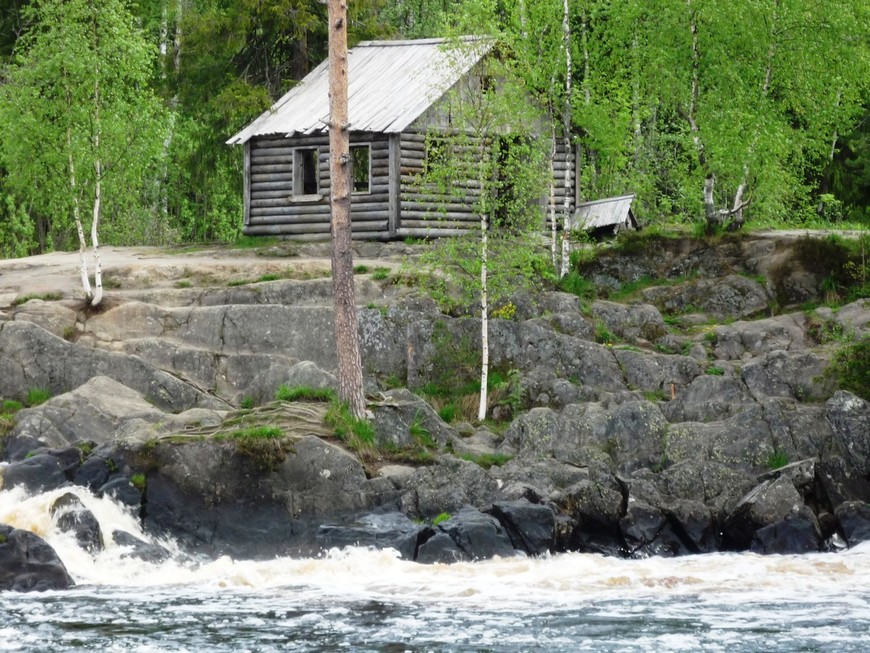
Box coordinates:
[0,523,75,591]
[50,493,103,554]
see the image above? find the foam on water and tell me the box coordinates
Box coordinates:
[2,485,870,651]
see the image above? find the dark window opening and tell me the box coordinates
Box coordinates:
[351,145,370,194]
[294,148,319,196]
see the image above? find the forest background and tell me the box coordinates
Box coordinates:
[0,0,868,258]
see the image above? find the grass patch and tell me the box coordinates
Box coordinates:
[437,403,456,423]
[226,278,252,287]
[12,292,62,306]
[372,267,391,280]
[594,320,615,345]
[432,511,451,526]
[174,279,193,289]
[705,366,725,376]
[767,448,789,470]
[130,473,146,491]
[324,399,378,461]
[558,270,596,301]
[458,452,514,469]
[275,385,336,402]
[258,273,280,282]
[26,388,51,406]
[353,265,370,274]
[642,389,668,402]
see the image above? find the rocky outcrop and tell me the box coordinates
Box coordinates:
[0,524,75,591]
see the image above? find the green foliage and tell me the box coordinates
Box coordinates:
[594,320,615,345]
[25,388,51,407]
[11,292,62,306]
[458,452,513,470]
[372,267,391,281]
[130,473,146,492]
[830,334,870,401]
[324,399,377,459]
[437,404,457,423]
[239,396,255,410]
[0,192,36,258]
[432,511,451,526]
[275,385,336,403]
[767,449,789,471]
[228,426,283,440]
[353,265,370,274]
[559,271,596,301]
[705,366,725,376]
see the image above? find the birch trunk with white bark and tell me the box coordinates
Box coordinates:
[559,0,573,279]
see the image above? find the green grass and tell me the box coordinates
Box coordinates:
[12,292,62,306]
[239,396,255,410]
[353,265,370,274]
[558,270,596,301]
[324,399,378,460]
[409,413,436,448]
[437,403,456,423]
[830,334,870,400]
[1,400,23,414]
[458,452,514,469]
[432,511,451,526]
[705,366,725,376]
[372,267,391,280]
[130,473,146,491]
[174,279,193,289]
[26,388,51,406]
[275,385,336,402]
[226,278,252,287]
[594,320,615,345]
[258,273,280,282]
[767,449,789,470]
[227,425,283,440]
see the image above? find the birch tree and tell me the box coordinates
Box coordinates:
[326,0,366,419]
[0,0,165,300]
[418,43,549,421]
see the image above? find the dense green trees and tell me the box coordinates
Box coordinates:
[0,0,867,258]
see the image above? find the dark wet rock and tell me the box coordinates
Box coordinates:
[486,500,555,556]
[620,500,691,558]
[0,524,75,591]
[665,499,718,553]
[417,507,515,564]
[50,493,103,554]
[73,454,116,493]
[2,454,67,493]
[111,530,171,563]
[556,473,625,556]
[316,512,426,560]
[749,505,822,554]
[99,476,143,510]
[826,391,870,477]
[835,502,870,547]
[722,477,806,550]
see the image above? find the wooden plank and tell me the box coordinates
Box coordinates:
[250,154,295,166]
[250,190,294,200]
[250,163,294,175]
[388,133,400,237]
[251,173,293,183]
[251,180,295,191]
[244,142,251,226]
[396,227,470,237]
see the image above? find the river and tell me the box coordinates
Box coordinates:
[1,486,868,652]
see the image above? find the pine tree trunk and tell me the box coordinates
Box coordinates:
[327,0,365,420]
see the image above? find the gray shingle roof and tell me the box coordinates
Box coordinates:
[227,36,492,145]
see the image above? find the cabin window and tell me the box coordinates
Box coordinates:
[293,147,319,197]
[350,145,370,194]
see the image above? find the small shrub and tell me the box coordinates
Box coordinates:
[102,276,122,290]
[767,449,789,470]
[239,396,255,410]
[26,388,51,406]
[594,320,615,345]
[491,302,517,320]
[830,334,870,400]
[353,265,370,274]
[62,326,77,341]
[275,385,336,402]
[432,511,451,526]
[130,473,146,491]
[372,267,390,280]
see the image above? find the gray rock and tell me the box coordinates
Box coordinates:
[5,376,166,458]
[741,350,835,402]
[2,454,68,493]
[613,349,702,394]
[642,274,770,320]
[370,389,454,450]
[620,499,690,558]
[111,530,171,563]
[826,391,870,477]
[749,505,821,554]
[12,301,78,339]
[592,300,668,342]
[665,499,717,553]
[555,472,625,555]
[816,456,870,508]
[399,457,499,519]
[415,531,465,563]
[655,460,756,520]
[661,375,756,423]
[0,524,75,591]
[0,321,226,412]
[713,312,810,360]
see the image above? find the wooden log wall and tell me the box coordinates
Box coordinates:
[546,141,578,229]
[244,133,393,239]
[397,132,481,235]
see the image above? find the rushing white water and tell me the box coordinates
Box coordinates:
[2,486,869,652]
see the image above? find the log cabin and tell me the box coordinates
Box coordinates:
[227,36,577,241]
